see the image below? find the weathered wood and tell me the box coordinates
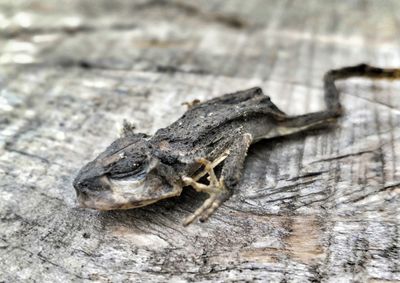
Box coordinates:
[1,0,399,282]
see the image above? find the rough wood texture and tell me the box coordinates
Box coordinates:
[1,0,399,282]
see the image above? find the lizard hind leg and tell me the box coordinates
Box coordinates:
[182,133,252,226]
[182,157,230,226]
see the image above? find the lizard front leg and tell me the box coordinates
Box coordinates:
[182,133,252,225]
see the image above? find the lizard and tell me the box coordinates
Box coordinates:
[73,64,400,225]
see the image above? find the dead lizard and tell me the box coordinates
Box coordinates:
[73,64,400,225]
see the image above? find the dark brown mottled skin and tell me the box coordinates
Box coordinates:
[73,64,400,225]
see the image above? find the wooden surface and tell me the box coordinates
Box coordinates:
[1,0,400,282]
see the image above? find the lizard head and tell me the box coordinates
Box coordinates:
[73,132,180,210]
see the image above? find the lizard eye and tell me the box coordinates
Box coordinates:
[108,161,144,180]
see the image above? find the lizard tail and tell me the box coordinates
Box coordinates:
[324,63,400,116]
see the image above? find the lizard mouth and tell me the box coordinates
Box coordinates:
[76,173,177,210]
[77,175,152,210]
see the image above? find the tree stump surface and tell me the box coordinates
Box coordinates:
[1,1,399,282]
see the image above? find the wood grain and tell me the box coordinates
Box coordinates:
[0,0,399,282]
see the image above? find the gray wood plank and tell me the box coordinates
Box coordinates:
[1,0,399,282]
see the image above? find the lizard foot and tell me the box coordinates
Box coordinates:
[181,99,201,109]
[182,158,229,226]
[119,119,136,137]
